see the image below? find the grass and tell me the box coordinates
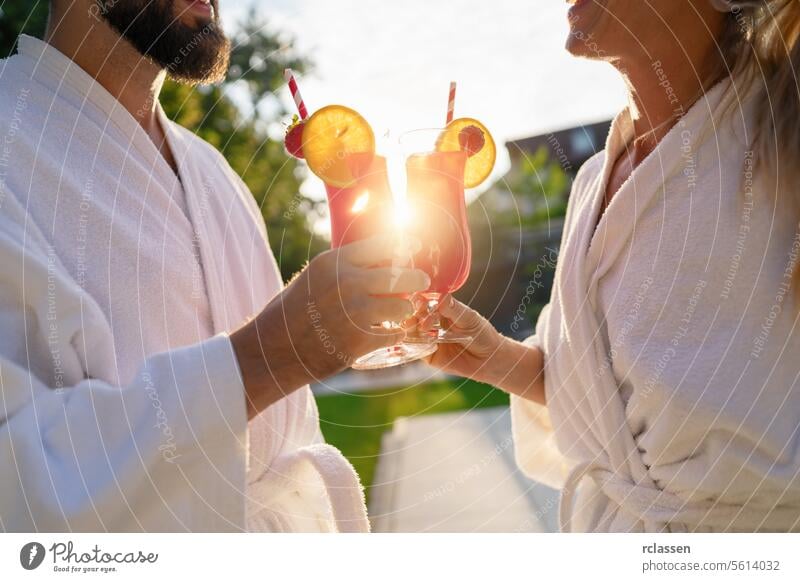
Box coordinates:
[316,378,509,500]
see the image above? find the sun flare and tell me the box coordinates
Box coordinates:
[393,197,413,230]
[351,190,370,213]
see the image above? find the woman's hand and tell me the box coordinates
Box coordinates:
[422,294,505,379]
[422,295,546,404]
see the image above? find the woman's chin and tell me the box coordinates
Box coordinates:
[565,34,585,57]
[565,32,603,59]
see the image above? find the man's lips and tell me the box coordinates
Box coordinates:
[181,0,215,19]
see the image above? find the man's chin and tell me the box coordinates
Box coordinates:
[166,40,231,85]
[102,0,229,85]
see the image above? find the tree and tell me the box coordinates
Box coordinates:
[1,4,323,280]
[0,1,48,57]
[511,145,570,225]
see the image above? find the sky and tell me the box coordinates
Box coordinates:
[224,0,628,199]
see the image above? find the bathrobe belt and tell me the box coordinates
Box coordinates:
[560,460,800,532]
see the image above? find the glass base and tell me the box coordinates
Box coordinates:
[351,341,437,371]
[434,329,473,343]
[405,328,473,344]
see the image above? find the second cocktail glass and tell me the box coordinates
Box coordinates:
[400,129,473,343]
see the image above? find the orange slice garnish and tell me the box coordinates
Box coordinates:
[435,117,496,188]
[302,105,375,188]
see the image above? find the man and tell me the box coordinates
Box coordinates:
[0,0,429,532]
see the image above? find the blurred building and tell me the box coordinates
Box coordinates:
[507,119,612,179]
[459,119,612,336]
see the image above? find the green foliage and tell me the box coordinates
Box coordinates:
[467,145,570,233]
[510,145,570,226]
[225,11,306,117]
[0,1,48,56]
[1,4,323,280]
[316,379,509,498]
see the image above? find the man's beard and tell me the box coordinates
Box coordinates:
[100,0,231,85]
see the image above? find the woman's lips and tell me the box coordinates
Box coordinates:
[567,0,597,19]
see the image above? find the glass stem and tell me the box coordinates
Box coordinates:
[425,293,442,334]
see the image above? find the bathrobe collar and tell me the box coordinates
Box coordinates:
[584,79,733,296]
[15,34,250,334]
[16,34,179,189]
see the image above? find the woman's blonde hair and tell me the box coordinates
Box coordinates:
[715,0,800,293]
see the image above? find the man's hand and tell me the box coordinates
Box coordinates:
[231,234,430,418]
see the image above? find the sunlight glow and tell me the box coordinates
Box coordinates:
[268,0,627,234]
[351,190,370,213]
[393,198,413,230]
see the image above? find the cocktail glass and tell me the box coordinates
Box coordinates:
[399,129,473,343]
[326,152,437,370]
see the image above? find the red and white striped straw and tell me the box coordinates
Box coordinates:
[284,68,309,120]
[446,81,457,125]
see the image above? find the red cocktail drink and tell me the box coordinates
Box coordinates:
[326,153,393,248]
[400,127,474,344]
[406,150,471,295]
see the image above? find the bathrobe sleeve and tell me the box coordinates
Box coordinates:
[0,214,248,531]
[509,305,570,490]
[509,154,605,490]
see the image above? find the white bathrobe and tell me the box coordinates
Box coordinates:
[0,35,368,532]
[511,79,800,532]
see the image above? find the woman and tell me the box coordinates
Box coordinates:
[426,0,800,532]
